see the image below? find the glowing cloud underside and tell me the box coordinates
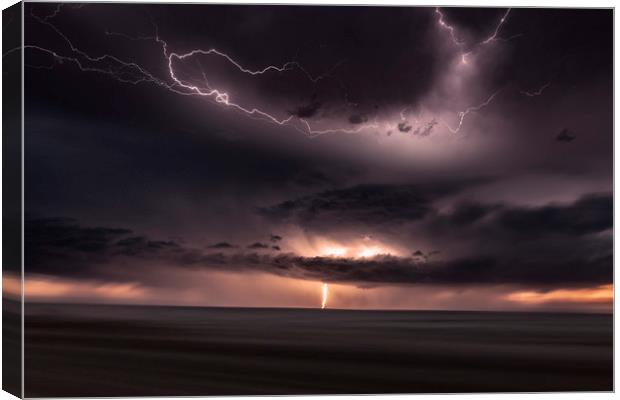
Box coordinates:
[505,285,613,305]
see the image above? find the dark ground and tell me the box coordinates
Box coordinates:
[3,298,21,398]
[24,303,612,396]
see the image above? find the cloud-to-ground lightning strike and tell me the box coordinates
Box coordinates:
[520,82,551,97]
[321,283,329,309]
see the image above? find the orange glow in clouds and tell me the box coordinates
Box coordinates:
[284,231,403,259]
[505,284,613,305]
[315,241,398,259]
[4,274,146,301]
[321,246,348,257]
[357,245,388,258]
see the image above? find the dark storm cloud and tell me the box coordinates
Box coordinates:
[291,170,335,188]
[290,100,322,118]
[116,236,178,250]
[207,242,238,249]
[24,5,612,126]
[421,193,613,277]
[348,114,368,124]
[397,122,412,133]
[270,234,282,242]
[412,120,437,137]
[491,9,612,90]
[556,128,576,142]
[26,217,131,254]
[24,110,356,228]
[30,4,443,112]
[261,184,431,226]
[25,217,132,276]
[423,194,612,287]
[275,253,611,287]
[115,236,179,257]
[497,193,611,236]
[247,242,270,249]
[26,192,612,288]
[25,216,611,287]
[449,202,501,226]
[259,180,487,227]
[427,193,612,240]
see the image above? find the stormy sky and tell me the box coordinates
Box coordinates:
[19,3,613,311]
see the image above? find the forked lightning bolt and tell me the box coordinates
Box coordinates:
[481,9,511,44]
[435,7,514,64]
[443,90,501,133]
[520,82,551,97]
[10,5,535,139]
[435,7,465,46]
[20,5,375,138]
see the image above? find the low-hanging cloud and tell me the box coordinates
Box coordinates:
[26,192,612,289]
[259,180,488,228]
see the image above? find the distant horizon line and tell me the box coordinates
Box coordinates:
[15,298,612,315]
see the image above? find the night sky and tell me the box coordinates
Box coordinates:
[19,3,613,311]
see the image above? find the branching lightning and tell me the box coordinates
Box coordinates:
[427,8,526,133]
[14,5,539,140]
[481,9,511,44]
[35,3,63,23]
[443,90,501,133]
[435,7,514,65]
[520,82,551,97]
[435,8,465,46]
[20,5,378,138]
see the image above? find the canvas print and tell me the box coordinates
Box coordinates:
[2,2,614,397]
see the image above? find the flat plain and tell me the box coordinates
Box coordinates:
[24,303,613,396]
